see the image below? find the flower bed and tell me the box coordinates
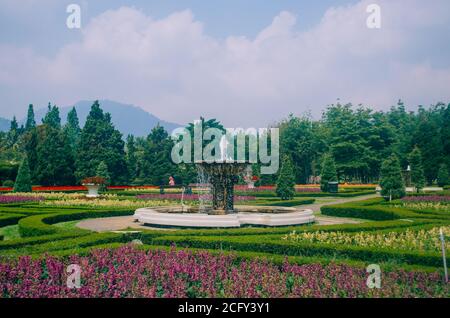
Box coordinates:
[136,194,256,201]
[0,245,447,298]
[402,196,450,202]
[282,227,450,252]
[0,195,44,204]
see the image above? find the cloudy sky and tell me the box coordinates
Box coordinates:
[1,0,449,126]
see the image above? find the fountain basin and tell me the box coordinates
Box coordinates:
[134,206,315,228]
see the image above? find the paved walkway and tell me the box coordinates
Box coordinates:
[76,193,380,232]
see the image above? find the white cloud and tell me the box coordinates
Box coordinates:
[1,0,450,126]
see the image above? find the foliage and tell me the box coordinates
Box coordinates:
[14,157,32,193]
[379,154,405,200]
[408,147,426,192]
[320,153,337,192]
[276,155,295,200]
[75,101,128,184]
[437,164,449,187]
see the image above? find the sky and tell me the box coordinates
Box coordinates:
[1,0,450,126]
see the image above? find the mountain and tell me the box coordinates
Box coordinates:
[0,117,10,132]
[29,100,181,137]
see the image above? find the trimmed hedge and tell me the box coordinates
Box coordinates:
[0,232,90,251]
[18,208,135,237]
[0,213,25,227]
[149,234,447,268]
[254,198,315,207]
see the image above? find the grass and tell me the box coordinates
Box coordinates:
[0,225,21,240]
[53,220,81,230]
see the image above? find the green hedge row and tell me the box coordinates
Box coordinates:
[253,199,315,207]
[321,202,450,221]
[1,233,135,257]
[148,234,447,268]
[18,208,134,237]
[0,213,25,227]
[0,232,90,251]
[236,190,376,198]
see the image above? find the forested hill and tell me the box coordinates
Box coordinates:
[29,100,181,137]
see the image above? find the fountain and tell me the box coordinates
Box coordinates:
[134,133,315,228]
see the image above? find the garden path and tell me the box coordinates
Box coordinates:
[76,193,380,231]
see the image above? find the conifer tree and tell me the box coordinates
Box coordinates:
[380,154,406,200]
[437,164,449,187]
[320,153,338,192]
[276,155,296,200]
[96,161,110,191]
[14,157,32,192]
[25,104,36,131]
[408,146,426,192]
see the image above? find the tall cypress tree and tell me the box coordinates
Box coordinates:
[14,157,32,192]
[63,107,81,154]
[380,154,406,200]
[42,103,61,129]
[126,135,138,182]
[23,127,39,183]
[25,104,36,131]
[408,146,426,192]
[75,101,128,184]
[320,153,338,192]
[276,155,296,200]
[140,125,174,186]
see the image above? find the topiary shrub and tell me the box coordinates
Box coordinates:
[320,153,337,192]
[13,157,32,193]
[276,155,295,200]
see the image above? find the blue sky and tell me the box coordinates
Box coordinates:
[1,0,450,126]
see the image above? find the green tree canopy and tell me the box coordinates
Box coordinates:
[408,146,426,192]
[276,155,295,200]
[14,157,32,192]
[25,104,36,131]
[320,153,338,192]
[380,154,406,200]
[437,164,449,187]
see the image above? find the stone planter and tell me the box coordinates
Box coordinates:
[83,183,100,198]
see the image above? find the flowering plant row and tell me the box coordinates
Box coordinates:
[136,194,256,201]
[283,227,450,252]
[0,195,44,204]
[0,246,447,298]
[402,196,450,203]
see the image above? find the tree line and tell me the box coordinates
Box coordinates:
[0,100,449,187]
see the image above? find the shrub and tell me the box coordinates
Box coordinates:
[276,155,295,200]
[437,164,449,187]
[380,154,406,200]
[14,157,32,193]
[320,153,337,192]
[0,213,25,227]
[2,180,14,187]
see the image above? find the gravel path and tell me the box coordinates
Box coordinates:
[76,193,380,232]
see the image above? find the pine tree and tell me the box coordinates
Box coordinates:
[126,135,138,182]
[23,127,39,183]
[25,104,36,131]
[14,157,32,192]
[140,125,175,186]
[320,153,338,192]
[380,154,406,200]
[35,126,75,186]
[437,164,449,187]
[63,107,81,154]
[75,101,128,184]
[408,146,426,192]
[96,161,110,191]
[42,103,61,129]
[276,155,296,200]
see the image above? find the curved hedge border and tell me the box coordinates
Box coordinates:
[18,208,135,237]
[0,213,25,227]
